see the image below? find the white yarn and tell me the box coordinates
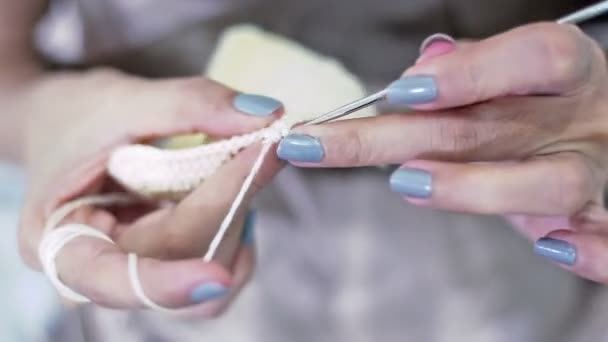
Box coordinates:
[38,194,135,303]
[108,119,292,199]
[43,193,134,234]
[204,120,290,261]
[127,253,175,314]
[38,119,292,312]
[38,223,114,303]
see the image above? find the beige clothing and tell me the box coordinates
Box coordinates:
[38,1,608,341]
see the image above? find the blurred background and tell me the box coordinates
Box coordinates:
[5,1,608,341]
[0,162,58,341]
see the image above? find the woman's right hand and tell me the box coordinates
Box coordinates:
[16,68,284,316]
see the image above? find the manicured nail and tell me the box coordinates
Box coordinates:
[389,168,432,198]
[534,238,577,265]
[386,76,437,106]
[233,94,283,116]
[277,134,325,163]
[419,33,455,55]
[190,282,228,304]
[241,210,256,245]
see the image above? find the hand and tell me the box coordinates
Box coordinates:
[17,68,284,316]
[277,23,608,283]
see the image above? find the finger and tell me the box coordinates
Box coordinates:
[509,201,608,239]
[221,217,257,304]
[178,243,256,318]
[117,143,282,266]
[416,33,458,64]
[29,77,285,242]
[534,230,608,284]
[507,215,571,243]
[388,152,600,216]
[570,201,608,234]
[174,144,279,267]
[392,23,603,110]
[56,236,232,309]
[121,77,284,141]
[283,96,570,167]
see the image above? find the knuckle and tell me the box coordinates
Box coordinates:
[79,246,117,305]
[554,157,593,213]
[328,129,370,166]
[526,24,587,86]
[173,78,225,120]
[462,59,485,101]
[430,118,480,157]
[164,231,202,259]
[173,79,206,117]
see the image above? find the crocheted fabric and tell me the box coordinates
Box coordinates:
[39,24,377,312]
[108,24,376,200]
[108,119,291,199]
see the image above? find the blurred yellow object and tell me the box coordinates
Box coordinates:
[206,24,375,125]
[153,134,209,149]
[158,24,375,149]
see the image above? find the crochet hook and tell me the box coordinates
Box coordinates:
[302,0,608,126]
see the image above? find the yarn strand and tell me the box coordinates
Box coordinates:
[203,125,287,261]
[38,119,290,312]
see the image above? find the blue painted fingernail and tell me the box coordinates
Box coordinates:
[190,282,228,304]
[241,210,256,245]
[386,76,437,105]
[389,168,432,198]
[277,134,325,163]
[233,94,283,116]
[534,238,577,265]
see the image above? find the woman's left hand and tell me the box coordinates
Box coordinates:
[276,23,608,283]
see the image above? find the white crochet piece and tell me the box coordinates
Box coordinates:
[108,119,290,200]
[109,24,375,200]
[38,24,376,312]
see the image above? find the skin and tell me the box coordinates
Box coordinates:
[290,23,608,284]
[4,1,608,316]
[1,1,284,316]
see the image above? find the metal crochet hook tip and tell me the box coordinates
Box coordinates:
[301,1,608,127]
[557,0,608,24]
[302,88,388,126]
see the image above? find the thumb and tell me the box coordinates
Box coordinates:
[44,76,283,211]
[120,77,284,141]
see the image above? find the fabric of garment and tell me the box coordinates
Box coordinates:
[36,0,608,341]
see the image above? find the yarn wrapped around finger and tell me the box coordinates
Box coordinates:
[37,119,290,312]
[36,24,376,312]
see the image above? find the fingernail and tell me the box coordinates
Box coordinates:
[241,210,256,245]
[386,76,437,106]
[389,168,432,198]
[534,238,577,265]
[233,94,283,116]
[419,33,455,55]
[277,134,324,163]
[190,282,228,304]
